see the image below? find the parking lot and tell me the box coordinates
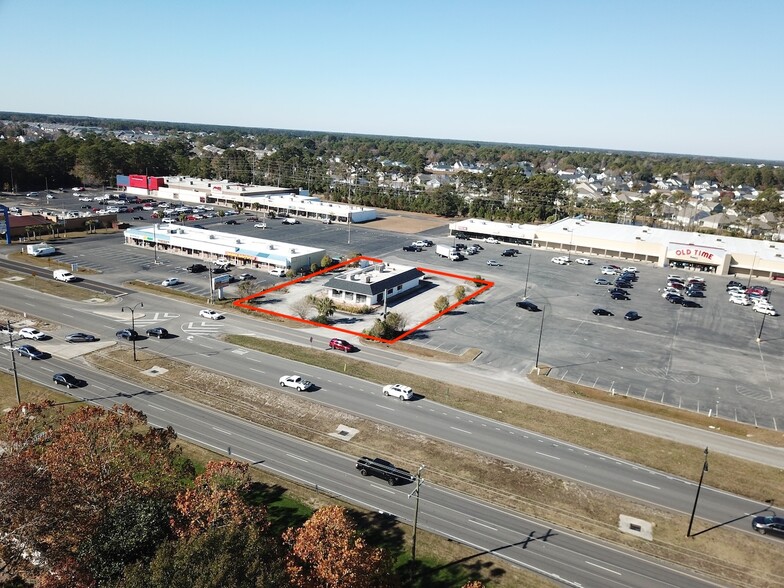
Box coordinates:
[4,189,783,430]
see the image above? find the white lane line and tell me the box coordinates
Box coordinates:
[146,402,166,412]
[212,427,231,435]
[286,453,308,462]
[535,451,561,460]
[585,561,622,575]
[248,367,266,374]
[375,404,395,411]
[469,519,498,531]
[62,313,74,318]
[632,480,660,490]
[450,426,472,434]
[370,484,395,494]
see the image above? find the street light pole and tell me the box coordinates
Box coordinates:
[524,253,531,299]
[747,252,757,288]
[687,447,709,537]
[121,302,143,362]
[534,305,545,370]
[757,291,772,342]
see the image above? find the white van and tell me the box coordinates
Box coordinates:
[53,269,77,282]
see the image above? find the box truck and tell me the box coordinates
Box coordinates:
[435,245,461,261]
[27,244,56,257]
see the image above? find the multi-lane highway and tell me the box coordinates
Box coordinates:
[5,348,723,588]
[2,282,780,583]
[2,285,777,534]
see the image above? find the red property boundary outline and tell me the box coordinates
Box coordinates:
[233,256,494,344]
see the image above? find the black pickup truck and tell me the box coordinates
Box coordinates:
[355,457,415,486]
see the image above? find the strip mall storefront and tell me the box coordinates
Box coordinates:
[665,242,729,273]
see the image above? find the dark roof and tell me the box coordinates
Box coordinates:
[7,215,54,228]
[323,267,423,296]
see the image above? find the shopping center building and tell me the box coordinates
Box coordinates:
[449,217,784,280]
[123,223,325,273]
[118,175,377,224]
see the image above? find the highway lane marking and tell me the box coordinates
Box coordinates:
[584,561,622,575]
[632,480,660,490]
[146,402,166,412]
[286,453,308,462]
[375,404,395,411]
[370,484,395,494]
[212,427,231,435]
[469,519,498,531]
[535,452,561,460]
[450,426,472,434]
[91,385,106,391]
[249,367,266,374]
[62,313,74,318]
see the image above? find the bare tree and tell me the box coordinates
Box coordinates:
[290,296,315,320]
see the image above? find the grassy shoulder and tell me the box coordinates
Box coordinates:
[81,346,782,587]
[0,373,553,588]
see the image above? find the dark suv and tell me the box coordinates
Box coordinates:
[355,457,415,486]
[187,263,208,273]
[501,248,516,257]
[116,329,139,341]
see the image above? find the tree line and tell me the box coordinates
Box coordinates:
[3,119,783,226]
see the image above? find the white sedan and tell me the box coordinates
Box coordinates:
[575,258,592,265]
[254,223,267,229]
[279,375,312,391]
[483,237,500,244]
[551,256,569,265]
[161,277,181,287]
[754,306,778,316]
[199,309,224,320]
[19,327,47,340]
[382,384,414,400]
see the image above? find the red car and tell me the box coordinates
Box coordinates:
[328,338,357,352]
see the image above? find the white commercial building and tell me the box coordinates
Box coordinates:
[123,224,325,273]
[323,262,424,306]
[450,217,784,280]
[153,176,377,224]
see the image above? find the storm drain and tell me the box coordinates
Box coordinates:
[329,425,359,441]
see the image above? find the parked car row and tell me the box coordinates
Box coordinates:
[660,274,706,307]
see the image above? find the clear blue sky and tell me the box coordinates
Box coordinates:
[3,0,783,161]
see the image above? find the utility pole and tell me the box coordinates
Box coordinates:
[524,253,531,298]
[5,321,20,404]
[408,464,426,580]
[687,447,709,537]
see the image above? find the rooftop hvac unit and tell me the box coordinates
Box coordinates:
[236,239,242,244]
[365,276,371,283]
[209,235,216,239]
